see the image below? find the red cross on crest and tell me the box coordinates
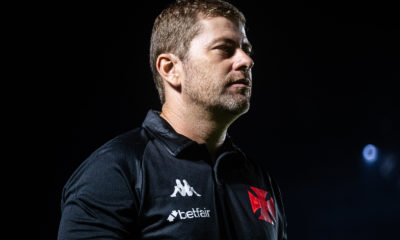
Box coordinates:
[248,186,276,225]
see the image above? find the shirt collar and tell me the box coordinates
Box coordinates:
[141,109,244,159]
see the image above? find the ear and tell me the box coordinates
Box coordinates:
[156,53,182,89]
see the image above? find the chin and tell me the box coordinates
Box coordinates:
[229,102,250,116]
[216,97,251,116]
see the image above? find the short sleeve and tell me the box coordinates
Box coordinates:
[58,142,140,240]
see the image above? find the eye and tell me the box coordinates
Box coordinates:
[216,45,235,57]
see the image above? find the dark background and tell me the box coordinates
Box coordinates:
[41,0,399,239]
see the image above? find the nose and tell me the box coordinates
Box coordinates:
[232,48,254,72]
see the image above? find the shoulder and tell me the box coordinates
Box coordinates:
[95,126,152,162]
[78,126,152,174]
[59,127,152,237]
[62,127,152,202]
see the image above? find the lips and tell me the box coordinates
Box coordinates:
[228,78,251,86]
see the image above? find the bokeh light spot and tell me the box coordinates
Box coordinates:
[362,144,378,163]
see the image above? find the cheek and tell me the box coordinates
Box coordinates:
[221,62,235,79]
[185,58,232,88]
[210,62,232,79]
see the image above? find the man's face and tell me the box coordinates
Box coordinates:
[182,16,254,115]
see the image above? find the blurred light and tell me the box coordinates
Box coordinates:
[379,156,396,179]
[363,144,378,164]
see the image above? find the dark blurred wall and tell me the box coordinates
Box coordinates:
[41,1,399,239]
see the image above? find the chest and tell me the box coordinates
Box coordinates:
[137,149,279,239]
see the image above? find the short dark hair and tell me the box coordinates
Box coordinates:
[150,0,246,104]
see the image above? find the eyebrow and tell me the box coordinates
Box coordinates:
[208,37,252,52]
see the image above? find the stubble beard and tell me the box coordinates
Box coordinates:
[183,61,252,116]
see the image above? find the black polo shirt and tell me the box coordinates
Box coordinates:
[58,110,287,239]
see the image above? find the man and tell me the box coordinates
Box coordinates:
[58,0,287,239]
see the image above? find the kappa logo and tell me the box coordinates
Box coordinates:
[170,179,201,197]
[248,186,276,225]
[167,208,211,222]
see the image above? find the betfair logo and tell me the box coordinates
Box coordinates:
[167,210,179,222]
[170,179,201,197]
[167,208,211,222]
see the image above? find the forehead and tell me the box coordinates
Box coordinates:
[193,16,249,46]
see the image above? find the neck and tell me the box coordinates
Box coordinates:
[160,101,237,159]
